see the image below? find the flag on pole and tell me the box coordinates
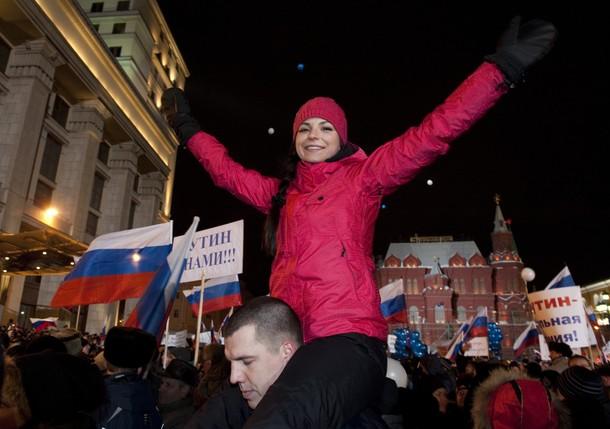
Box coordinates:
[219,307,235,335]
[464,307,489,357]
[513,321,540,357]
[444,320,471,360]
[125,217,200,340]
[183,275,242,316]
[545,266,576,290]
[379,279,407,323]
[51,223,173,307]
[30,317,58,332]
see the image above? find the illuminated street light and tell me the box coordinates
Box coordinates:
[43,207,59,223]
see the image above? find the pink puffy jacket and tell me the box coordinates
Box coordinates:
[187,62,507,343]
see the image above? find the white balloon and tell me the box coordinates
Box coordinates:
[426,179,433,186]
[521,267,536,282]
[267,127,275,135]
[386,357,407,388]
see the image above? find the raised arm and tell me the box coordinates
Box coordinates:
[162,89,279,214]
[359,17,557,195]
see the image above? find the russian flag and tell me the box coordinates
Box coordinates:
[51,223,173,307]
[513,321,539,357]
[545,266,576,290]
[183,275,242,316]
[464,307,489,357]
[30,317,58,332]
[379,279,407,323]
[444,320,471,360]
[125,217,199,341]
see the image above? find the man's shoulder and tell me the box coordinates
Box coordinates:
[185,386,251,429]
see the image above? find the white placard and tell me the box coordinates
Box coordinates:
[161,330,188,348]
[464,337,489,357]
[180,220,244,282]
[528,286,589,348]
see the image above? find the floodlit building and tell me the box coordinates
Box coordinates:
[376,198,531,356]
[0,0,188,332]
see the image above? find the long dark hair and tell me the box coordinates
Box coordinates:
[263,153,299,256]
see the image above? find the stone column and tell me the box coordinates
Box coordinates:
[0,39,64,323]
[85,141,141,333]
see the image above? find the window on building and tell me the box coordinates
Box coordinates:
[117,1,130,11]
[406,279,412,294]
[51,96,70,128]
[457,306,467,322]
[413,279,418,294]
[480,278,486,294]
[90,2,103,12]
[0,36,11,73]
[473,278,480,295]
[97,142,110,164]
[128,200,137,229]
[173,309,179,318]
[435,304,446,324]
[112,23,126,34]
[409,306,419,324]
[33,181,53,208]
[460,278,465,294]
[39,135,62,182]
[86,211,99,236]
[109,46,122,57]
[92,24,100,32]
[90,173,105,211]
[133,174,139,192]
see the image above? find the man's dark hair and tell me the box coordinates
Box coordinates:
[547,341,573,357]
[223,296,303,350]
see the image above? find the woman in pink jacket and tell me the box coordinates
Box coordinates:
[163,17,556,428]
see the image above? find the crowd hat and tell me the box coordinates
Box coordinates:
[163,358,199,387]
[557,365,605,401]
[292,97,348,143]
[103,326,157,369]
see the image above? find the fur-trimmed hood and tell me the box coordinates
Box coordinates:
[472,368,558,429]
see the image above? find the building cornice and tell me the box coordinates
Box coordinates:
[19,0,179,176]
[581,279,610,294]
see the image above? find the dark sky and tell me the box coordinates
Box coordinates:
[159,1,609,294]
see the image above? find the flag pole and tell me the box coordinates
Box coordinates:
[75,305,81,331]
[193,271,206,367]
[163,317,170,369]
[114,301,121,327]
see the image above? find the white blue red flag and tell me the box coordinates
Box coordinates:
[444,320,471,360]
[30,317,58,332]
[51,223,172,307]
[513,321,539,357]
[379,279,407,323]
[183,275,242,316]
[125,217,199,340]
[464,307,489,357]
[545,266,576,290]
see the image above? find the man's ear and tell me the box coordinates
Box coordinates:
[279,341,296,361]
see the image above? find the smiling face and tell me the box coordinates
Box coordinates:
[294,117,341,163]
[224,324,295,409]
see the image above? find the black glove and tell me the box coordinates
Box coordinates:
[161,88,201,145]
[485,16,557,87]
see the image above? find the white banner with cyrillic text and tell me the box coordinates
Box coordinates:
[527,286,589,348]
[180,220,243,282]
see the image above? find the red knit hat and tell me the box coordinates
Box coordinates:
[292,97,347,143]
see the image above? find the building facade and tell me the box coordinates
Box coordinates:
[375,199,531,356]
[0,0,187,333]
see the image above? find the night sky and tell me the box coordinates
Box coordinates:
[158,2,609,295]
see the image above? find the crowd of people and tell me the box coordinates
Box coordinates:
[1,302,610,429]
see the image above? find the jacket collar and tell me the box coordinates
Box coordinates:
[294,147,366,192]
